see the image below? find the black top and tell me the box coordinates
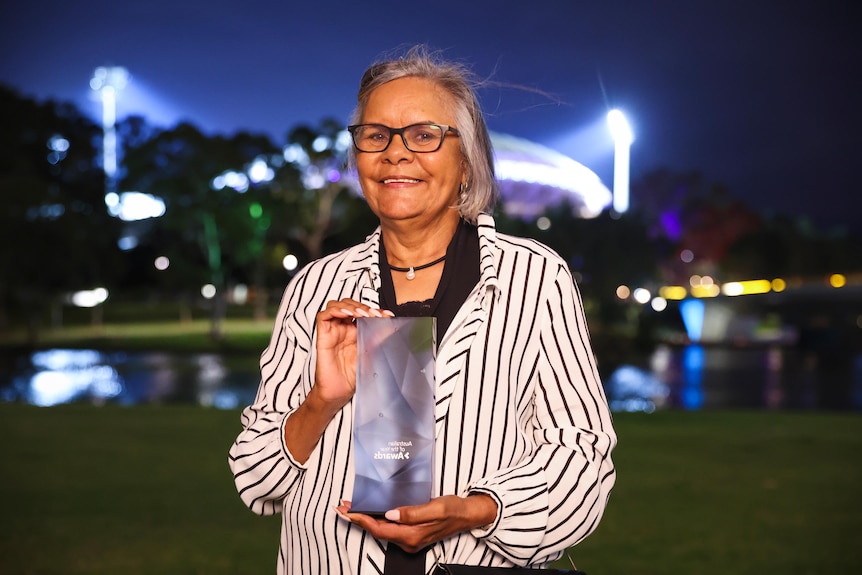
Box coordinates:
[378,218,480,572]
[378,219,480,344]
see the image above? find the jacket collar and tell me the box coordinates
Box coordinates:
[474,213,501,310]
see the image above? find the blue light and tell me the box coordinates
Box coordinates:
[679,298,705,342]
[118,236,139,250]
[606,364,670,413]
[27,349,123,406]
[681,344,705,409]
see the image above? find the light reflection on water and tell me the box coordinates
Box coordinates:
[606,343,862,412]
[0,349,260,408]
[1,345,860,411]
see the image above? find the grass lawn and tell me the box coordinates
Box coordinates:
[0,317,274,354]
[560,411,862,574]
[1,406,860,574]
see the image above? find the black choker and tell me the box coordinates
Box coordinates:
[389,254,446,280]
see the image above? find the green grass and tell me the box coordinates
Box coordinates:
[555,411,862,574]
[0,317,274,354]
[1,404,280,574]
[2,406,860,574]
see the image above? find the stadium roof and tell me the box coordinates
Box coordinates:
[491,131,612,219]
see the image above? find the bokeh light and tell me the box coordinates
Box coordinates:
[282,254,298,271]
[829,274,846,288]
[154,256,170,271]
[633,288,651,304]
[616,285,631,300]
[201,284,216,299]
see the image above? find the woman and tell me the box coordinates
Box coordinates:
[229,46,616,574]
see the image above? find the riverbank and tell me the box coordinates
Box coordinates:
[0,317,274,354]
[2,405,859,573]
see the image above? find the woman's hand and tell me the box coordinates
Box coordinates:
[335,494,498,553]
[313,298,393,409]
[284,299,392,464]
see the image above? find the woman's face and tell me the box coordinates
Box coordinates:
[355,76,465,228]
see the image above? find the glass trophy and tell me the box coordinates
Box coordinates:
[351,317,436,515]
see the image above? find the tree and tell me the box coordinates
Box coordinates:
[0,85,123,340]
[499,203,660,308]
[723,214,862,279]
[273,118,361,261]
[631,169,761,284]
[121,122,278,338]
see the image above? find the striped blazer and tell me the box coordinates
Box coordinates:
[229,214,617,574]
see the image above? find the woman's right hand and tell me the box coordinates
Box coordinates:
[313,299,393,410]
[285,299,394,464]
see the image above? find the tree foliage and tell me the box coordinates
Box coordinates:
[120,121,280,336]
[0,85,123,336]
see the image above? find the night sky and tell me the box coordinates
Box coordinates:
[2,0,860,231]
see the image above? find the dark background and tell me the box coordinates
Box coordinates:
[2,0,860,231]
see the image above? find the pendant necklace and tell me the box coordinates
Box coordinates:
[389,254,446,280]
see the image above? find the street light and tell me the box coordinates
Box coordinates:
[607,109,633,214]
[90,66,129,193]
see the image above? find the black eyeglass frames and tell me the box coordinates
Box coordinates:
[347,123,460,153]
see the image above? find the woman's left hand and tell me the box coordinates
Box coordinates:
[336,494,498,553]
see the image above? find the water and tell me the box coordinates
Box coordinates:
[1,345,860,411]
[0,349,260,409]
[606,344,862,412]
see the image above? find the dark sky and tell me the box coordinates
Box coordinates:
[2,0,860,231]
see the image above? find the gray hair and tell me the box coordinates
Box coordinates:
[348,45,498,223]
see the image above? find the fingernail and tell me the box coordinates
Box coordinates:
[340,308,355,316]
[381,310,396,317]
[354,308,370,317]
[334,506,352,522]
[384,509,400,522]
[369,308,383,317]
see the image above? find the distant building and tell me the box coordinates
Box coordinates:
[490,132,612,219]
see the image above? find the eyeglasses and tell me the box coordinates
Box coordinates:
[347,123,460,153]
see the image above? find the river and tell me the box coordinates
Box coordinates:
[1,345,860,411]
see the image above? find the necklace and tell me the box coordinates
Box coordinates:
[389,254,447,280]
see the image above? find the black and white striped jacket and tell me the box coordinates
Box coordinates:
[229,214,616,574]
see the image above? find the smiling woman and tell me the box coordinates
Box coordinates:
[352,76,466,262]
[228,45,616,575]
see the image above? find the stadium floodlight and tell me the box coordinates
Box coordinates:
[607,109,633,214]
[90,66,129,191]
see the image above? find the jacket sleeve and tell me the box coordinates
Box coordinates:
[227,273,317,516]
[466,264,617,565]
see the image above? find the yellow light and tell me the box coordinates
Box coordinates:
[691,284,720,298]
[732,279,772,295]
[722,280,772,296]
[659,286,688,300]
[830,274,846,288]
[771,278,786,292]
